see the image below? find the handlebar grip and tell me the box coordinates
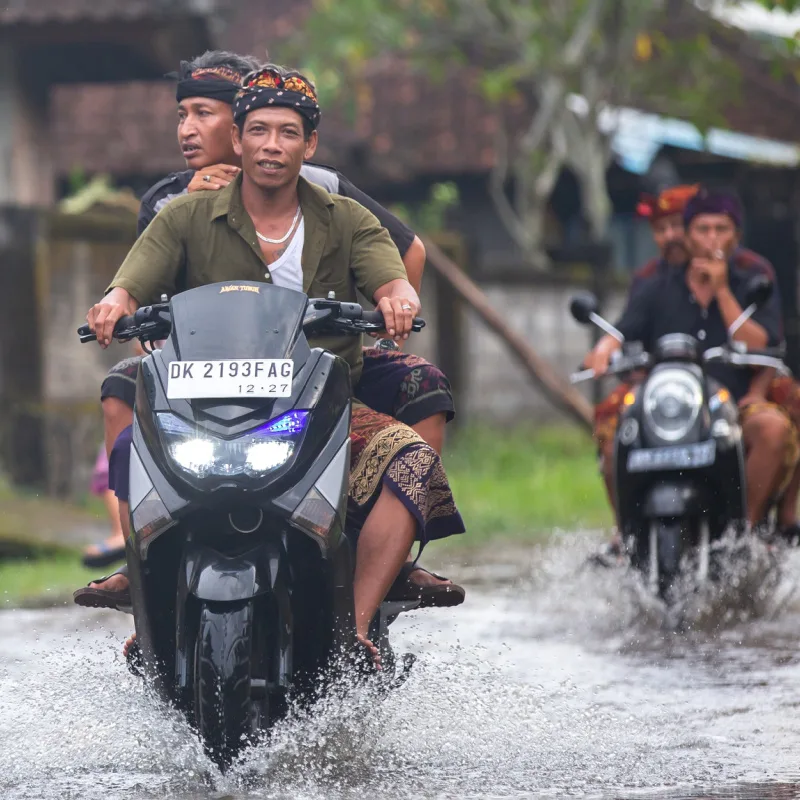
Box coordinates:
[76,315,137,344]
[360,310,426,332]
[77,323,96,343]
[360,310,385,325]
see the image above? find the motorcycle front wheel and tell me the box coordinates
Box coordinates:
[193,600,256,770]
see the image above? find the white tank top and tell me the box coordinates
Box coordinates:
[266,217,305,293]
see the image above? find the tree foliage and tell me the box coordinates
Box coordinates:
[755,0,800,11]
[293,1,762,266]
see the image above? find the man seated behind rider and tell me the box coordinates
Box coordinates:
[584,186,797,530]
[629,188,800,537]
[78,50,461,609]
[85,65,465,667]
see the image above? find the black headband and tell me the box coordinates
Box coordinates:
[171,62,245,105]
[175,79,239,105]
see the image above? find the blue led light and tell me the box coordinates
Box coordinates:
[260,411,309,436]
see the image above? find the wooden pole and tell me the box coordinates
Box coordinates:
[422,236,594,431]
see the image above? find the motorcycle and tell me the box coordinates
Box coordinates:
[569,275,790,599]
[77,281,426,769]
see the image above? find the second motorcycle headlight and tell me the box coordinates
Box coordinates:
[156,410,308,479]
[642,369,703,443]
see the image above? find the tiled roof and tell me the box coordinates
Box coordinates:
[54,82,184,178]
[50,0,800,184]
[0,0,208,25]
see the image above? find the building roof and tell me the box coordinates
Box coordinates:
[50,0,800,186]
[0,0,213,25]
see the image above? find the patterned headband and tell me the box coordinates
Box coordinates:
[174,63,243,104]
[233,67,321,129]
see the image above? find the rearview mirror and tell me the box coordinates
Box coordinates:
[570,292,599,325]
[744,274,773,310]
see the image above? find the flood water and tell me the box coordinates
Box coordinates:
[3,534,800,799]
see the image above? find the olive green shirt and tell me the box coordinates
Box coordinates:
[109,174,408,387]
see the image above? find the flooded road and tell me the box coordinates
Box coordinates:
[2,534,800,799]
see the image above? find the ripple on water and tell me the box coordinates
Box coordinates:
[1,534,800,799]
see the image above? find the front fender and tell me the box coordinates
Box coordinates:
[183,539,286,602]
[642,483,701,518]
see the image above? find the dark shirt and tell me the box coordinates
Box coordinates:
[614,263,783,401]
[137,162,416,256]
[630,256,664,294]
[626,248,783,338]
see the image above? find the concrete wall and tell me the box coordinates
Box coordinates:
[0,207,136,494]
[2,204,627,494]
[406,273,628,425]
[44,215,140,495]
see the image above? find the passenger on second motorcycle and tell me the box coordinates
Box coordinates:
[75,50,463,611]
[583,186,799,535]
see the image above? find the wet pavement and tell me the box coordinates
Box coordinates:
[2,533,800,799]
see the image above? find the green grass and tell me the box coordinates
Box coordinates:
[0,426,610,607]
[443,425,611,542]
[0,554,100,608]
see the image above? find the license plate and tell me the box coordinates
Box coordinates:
[167,359,293,400]
[627,440,716,473]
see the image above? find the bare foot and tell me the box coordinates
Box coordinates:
[89,573,130,593]
[123,632,136,658]
[356,633,382,671]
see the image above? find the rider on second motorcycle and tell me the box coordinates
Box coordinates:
[583,186,799,532]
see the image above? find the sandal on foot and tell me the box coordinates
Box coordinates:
[82,541,126,569]
[385,564,465,609]
[73,566,130,610]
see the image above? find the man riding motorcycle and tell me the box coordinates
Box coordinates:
[75,50,463,610]
[584,186,798,532]
[82,64,466,668]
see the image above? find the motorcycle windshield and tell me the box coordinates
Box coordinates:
[168,282,307,361]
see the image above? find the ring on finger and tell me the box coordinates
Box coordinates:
[401,304,412,311]
[203,175,211,183]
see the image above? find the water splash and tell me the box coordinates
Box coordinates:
[2,538,800,799]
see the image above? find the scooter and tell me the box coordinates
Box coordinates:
[570,275,790,599]
[78,281,426,768]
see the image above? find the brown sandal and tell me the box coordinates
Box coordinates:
[385,564,465,608]
[73,566,130,610]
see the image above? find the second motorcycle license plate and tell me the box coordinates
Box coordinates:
[627,440,716,473]
[167,359,294,400]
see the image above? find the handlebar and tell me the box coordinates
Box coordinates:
[572,344,791,384]
[570,352,651,384]
[741,347,786,359]
[77,303,171,344]
[703,346,790,376]
[77,298,425,344]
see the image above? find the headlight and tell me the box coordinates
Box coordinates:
[156,410,309,479]
[642,369,702,443]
